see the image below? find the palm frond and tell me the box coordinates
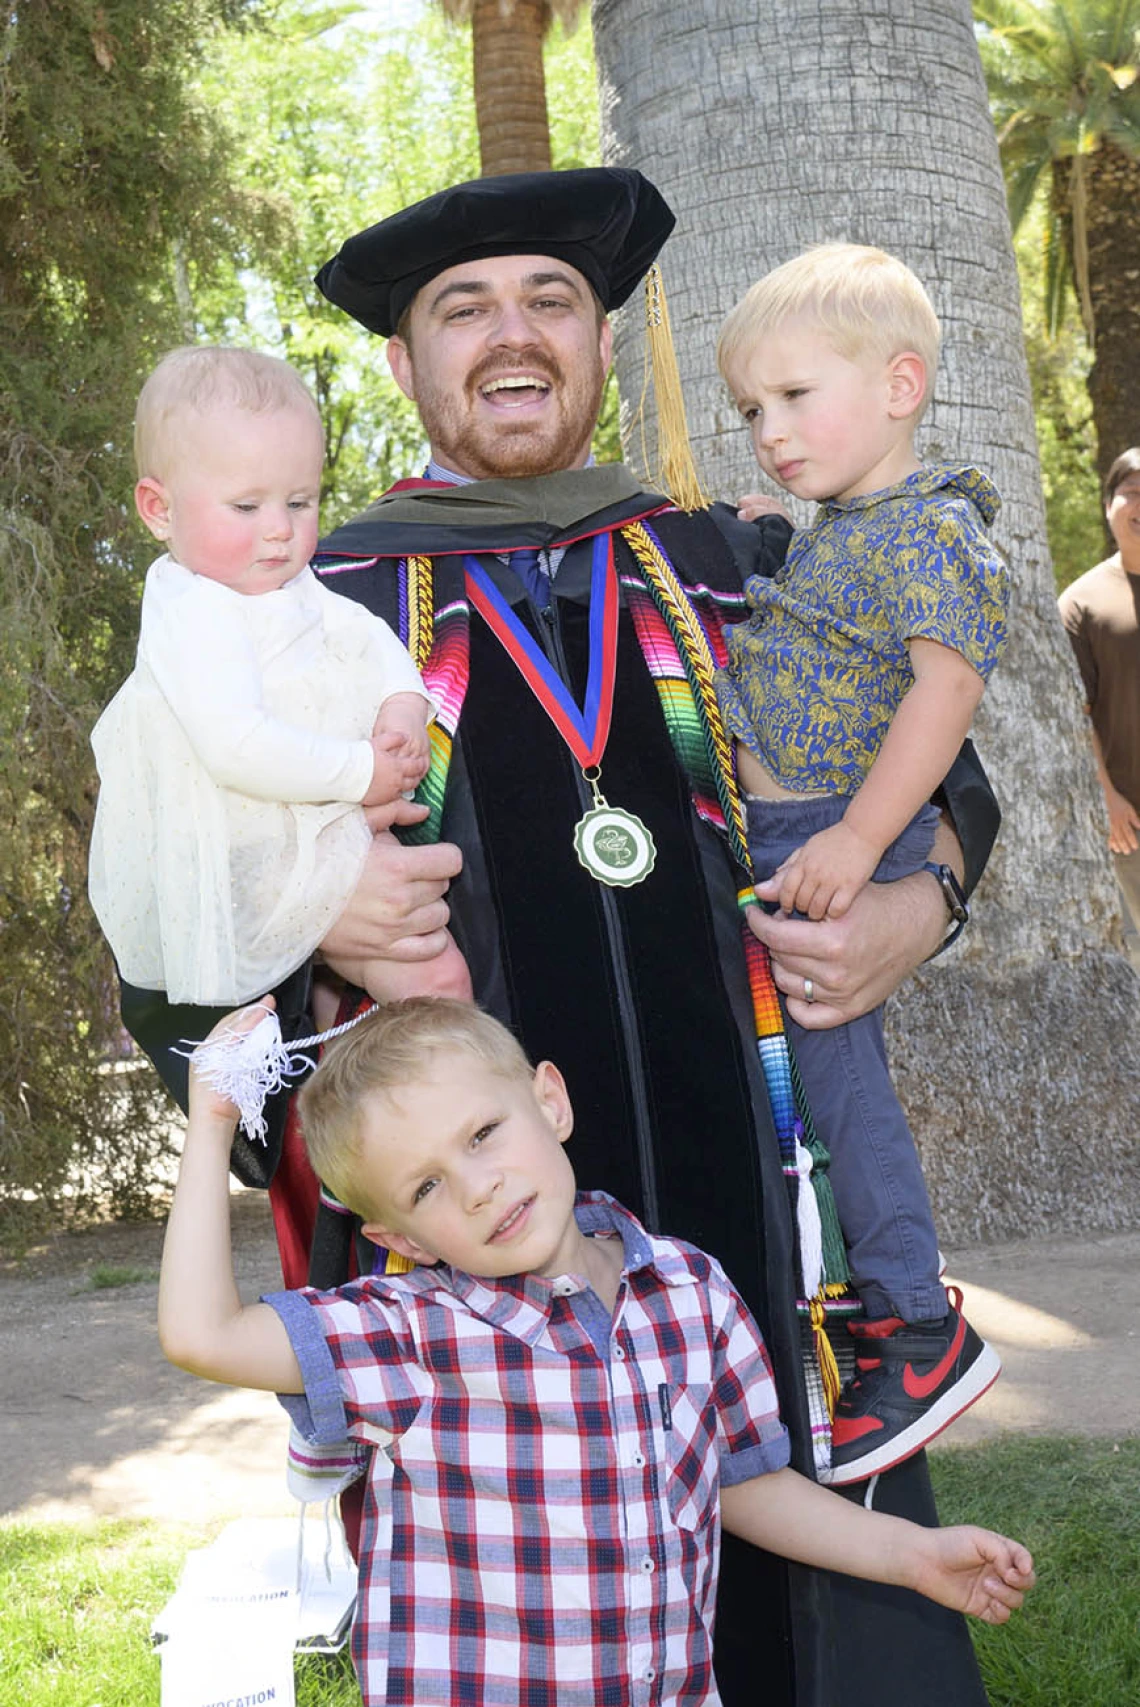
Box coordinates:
[1042,202,1072,338]
[1007,153,1051,227]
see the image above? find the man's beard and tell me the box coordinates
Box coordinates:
[415,347,606,481]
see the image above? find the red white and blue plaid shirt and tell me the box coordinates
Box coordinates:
[267,1193,789,1707]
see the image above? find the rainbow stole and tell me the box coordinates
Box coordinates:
[396,520,847,1329]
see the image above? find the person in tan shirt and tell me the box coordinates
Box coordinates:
[1058,447,1140,969]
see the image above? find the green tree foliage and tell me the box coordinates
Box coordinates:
[975,0,1140,478]
[0,0,607,1238]
[0,0,268,1241]
[1011,210,1105,589]
[194,2,479,519]
[193,0,607,521]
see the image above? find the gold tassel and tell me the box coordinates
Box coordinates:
[641,263,710,514]
[810,1295,842,1419]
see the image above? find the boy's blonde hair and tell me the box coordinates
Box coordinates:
[299,999,534,1220]
[134,345,323,479]
[717,243,941,420]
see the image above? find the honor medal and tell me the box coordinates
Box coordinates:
[467,535,657,889]
[573,773,656,887]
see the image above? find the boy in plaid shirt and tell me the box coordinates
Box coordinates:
[159,998,1033,1707]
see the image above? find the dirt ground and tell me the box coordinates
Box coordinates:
[2,1189,1138,1526]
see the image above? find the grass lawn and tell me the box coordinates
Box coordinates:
[0,1518,362,1707]
[930,1436,1140,1707]
[2,1436,1137,1706]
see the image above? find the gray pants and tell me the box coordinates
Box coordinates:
[746,793,946,1321]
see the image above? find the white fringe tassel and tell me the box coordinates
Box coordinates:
[792,1134,824,1302]
[179,1003,378,1144]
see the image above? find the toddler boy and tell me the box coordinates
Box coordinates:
[159,996,1034,1707]
[715,244,1010,1483]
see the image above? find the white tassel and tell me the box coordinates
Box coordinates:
[182,1009,309,1144]
[179,1003,377,1144]
[792,1135,824,1300]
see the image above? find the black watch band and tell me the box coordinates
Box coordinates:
[922,861,969,958]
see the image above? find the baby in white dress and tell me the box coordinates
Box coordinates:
[88,346,470,1009]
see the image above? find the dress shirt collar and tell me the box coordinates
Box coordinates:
[410,1191,699,1345]
[424,454,597,486]
[817,461,998,525]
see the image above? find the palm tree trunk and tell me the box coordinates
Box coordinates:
[592,0,1140,1245]
[1082,142,1140,483]
[471,0,552,174]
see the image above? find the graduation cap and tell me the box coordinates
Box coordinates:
[315,167,675,338]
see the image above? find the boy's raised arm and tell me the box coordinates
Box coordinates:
[158,1000,304,1394]
[721,1469,1034,1626]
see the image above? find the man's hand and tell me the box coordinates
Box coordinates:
[357,934,474,1003]
[360,795,430,834]
[320,820,463,965]
[737,491,793,524]
[1102,780,1140,855]
[764,820,881,921]
[747,863,947,1028]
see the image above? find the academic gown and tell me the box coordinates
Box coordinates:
[121,465,999,1707]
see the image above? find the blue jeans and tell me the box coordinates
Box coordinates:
[746,793,946,1321]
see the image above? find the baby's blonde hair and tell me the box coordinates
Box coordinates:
[717,243,941,420]
[134,345,323,479]
[298,999,535,1221]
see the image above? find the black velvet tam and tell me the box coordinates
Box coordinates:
[315,167,675,337]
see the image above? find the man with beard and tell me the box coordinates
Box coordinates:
[122,169,997,1707]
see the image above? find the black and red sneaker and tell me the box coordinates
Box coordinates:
[823,1286,1000,1486]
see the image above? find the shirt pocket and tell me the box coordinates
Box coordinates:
[661,1382,718,1532]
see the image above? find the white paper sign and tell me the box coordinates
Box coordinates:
[153,1516,357,1655]
[159,1587,297,1707]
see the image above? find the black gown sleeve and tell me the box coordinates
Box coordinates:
[705,501,1000,897]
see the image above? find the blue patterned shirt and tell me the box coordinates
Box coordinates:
[717,465,1009,794]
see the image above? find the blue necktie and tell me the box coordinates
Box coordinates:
[510,548,551,610]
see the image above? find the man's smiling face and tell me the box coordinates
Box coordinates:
[386,253,612,480]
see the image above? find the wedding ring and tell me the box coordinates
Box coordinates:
[803,977,815,1004]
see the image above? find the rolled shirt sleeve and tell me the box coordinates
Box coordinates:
[706,1258,792,1486]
